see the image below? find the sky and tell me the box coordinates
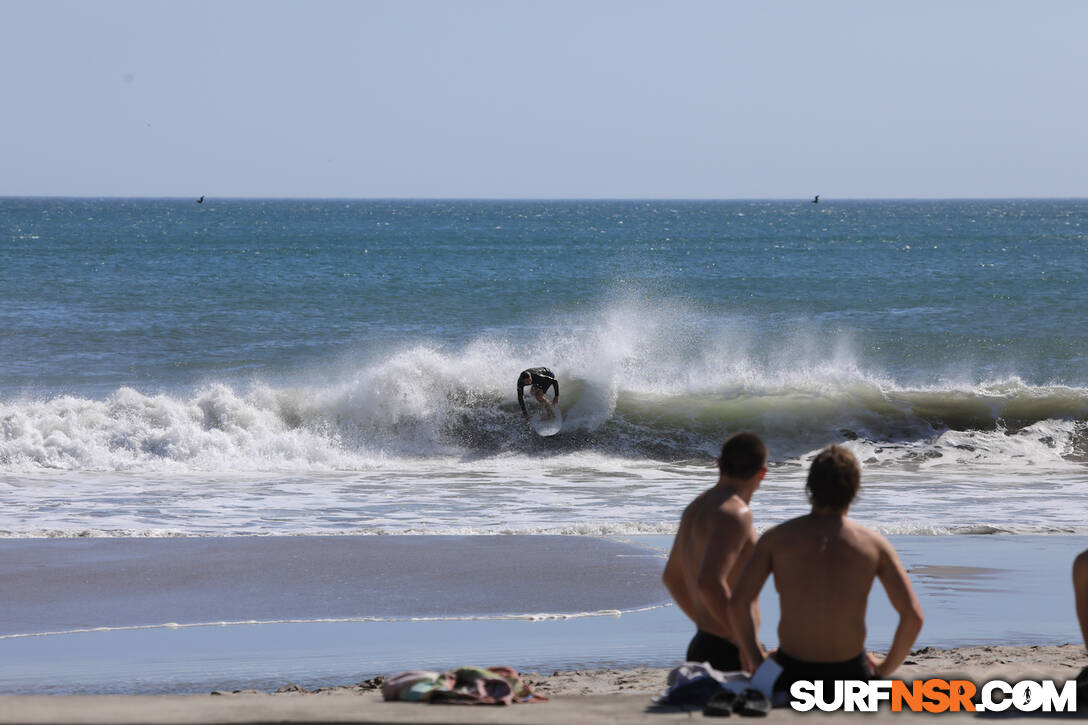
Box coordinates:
[2,1,1087,199]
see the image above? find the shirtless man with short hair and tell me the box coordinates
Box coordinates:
[662,432,768,673]
[728,444,924,695]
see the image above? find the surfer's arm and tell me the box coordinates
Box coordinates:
[517,384,528,415]
[549,377,559,403]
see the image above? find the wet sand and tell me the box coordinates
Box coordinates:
[3,534,1088,697]
[0,535,667,635]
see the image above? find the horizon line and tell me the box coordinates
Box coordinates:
[3,195,1088,202]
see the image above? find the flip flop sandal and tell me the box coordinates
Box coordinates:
[703,689,737,717]
[733,688,771,717]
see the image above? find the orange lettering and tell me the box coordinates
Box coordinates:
[922,679,951,713]
[948,680,976,712]
[892,680,923,712]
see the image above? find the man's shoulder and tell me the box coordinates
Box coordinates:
[711,491,752,522]
[838,519,898,564]
[765,514,809,534]
[843,517,889,544]
[680,488,712,514]
[752,516,799,548]
[1074,549,1088,573]
[766,514,879,543]
[683,490,751,533]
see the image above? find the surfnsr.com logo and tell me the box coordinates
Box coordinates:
[789,679,1077,713]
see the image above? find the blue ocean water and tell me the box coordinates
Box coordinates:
[1,198,1087,536]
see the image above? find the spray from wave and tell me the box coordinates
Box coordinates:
[2,299,1087,473]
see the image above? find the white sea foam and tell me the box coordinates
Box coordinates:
[2,345,1085,474]
[2,304,1087,538]
[0,604,671,640]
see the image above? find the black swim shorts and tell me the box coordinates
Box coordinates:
[772,649,873,696]
[686,630,743,672]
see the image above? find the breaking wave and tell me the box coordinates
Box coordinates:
[1,345,1086,473]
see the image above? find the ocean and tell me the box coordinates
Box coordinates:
[2,198,1087,692]
[3,198,1087,537]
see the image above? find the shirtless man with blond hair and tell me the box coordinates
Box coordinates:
[728,444,924,695]
[663,432,768,672]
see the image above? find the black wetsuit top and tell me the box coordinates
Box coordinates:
[517,367,558,414]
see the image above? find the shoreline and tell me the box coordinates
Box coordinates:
[3,534,1087,696]
[0,645,1083,724]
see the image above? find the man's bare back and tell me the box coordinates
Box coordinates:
[751,513,909,663]
[729,445,923,690]
[662,432,767,672]
[667,487,757,638]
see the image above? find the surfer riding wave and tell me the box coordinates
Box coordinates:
[517,367,559,425]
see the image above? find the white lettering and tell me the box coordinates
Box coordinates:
[868,680,893,711]
[1041,680,1076,712]
[1012,681,1043,712]
[790,677,1075,714]
[844,680,868,711]
[816,681,844,712]
[981,680,1012,712]
[789,681,816,712]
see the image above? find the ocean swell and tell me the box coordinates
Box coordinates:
[1,344,1086,473]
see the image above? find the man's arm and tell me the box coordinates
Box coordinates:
[870,535,924,678]
[517,382,527,416]
[550,376,559,404]
[1074,550,1088,648]
[727,531,772,673]
[662,527,699,623]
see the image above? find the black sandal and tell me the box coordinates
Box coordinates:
[703,689,737,717]
[733,688,771,717]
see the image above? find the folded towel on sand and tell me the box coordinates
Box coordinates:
[654,659,783,710]
[653,662,749,707]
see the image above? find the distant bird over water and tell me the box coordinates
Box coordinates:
[812,194,819,204]
[197,196,204,204]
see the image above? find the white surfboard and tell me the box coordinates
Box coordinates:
[529,402,563,437]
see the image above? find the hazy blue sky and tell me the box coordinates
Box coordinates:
[3,1,1086,199]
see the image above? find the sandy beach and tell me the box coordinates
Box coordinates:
[0,645,1083,723]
